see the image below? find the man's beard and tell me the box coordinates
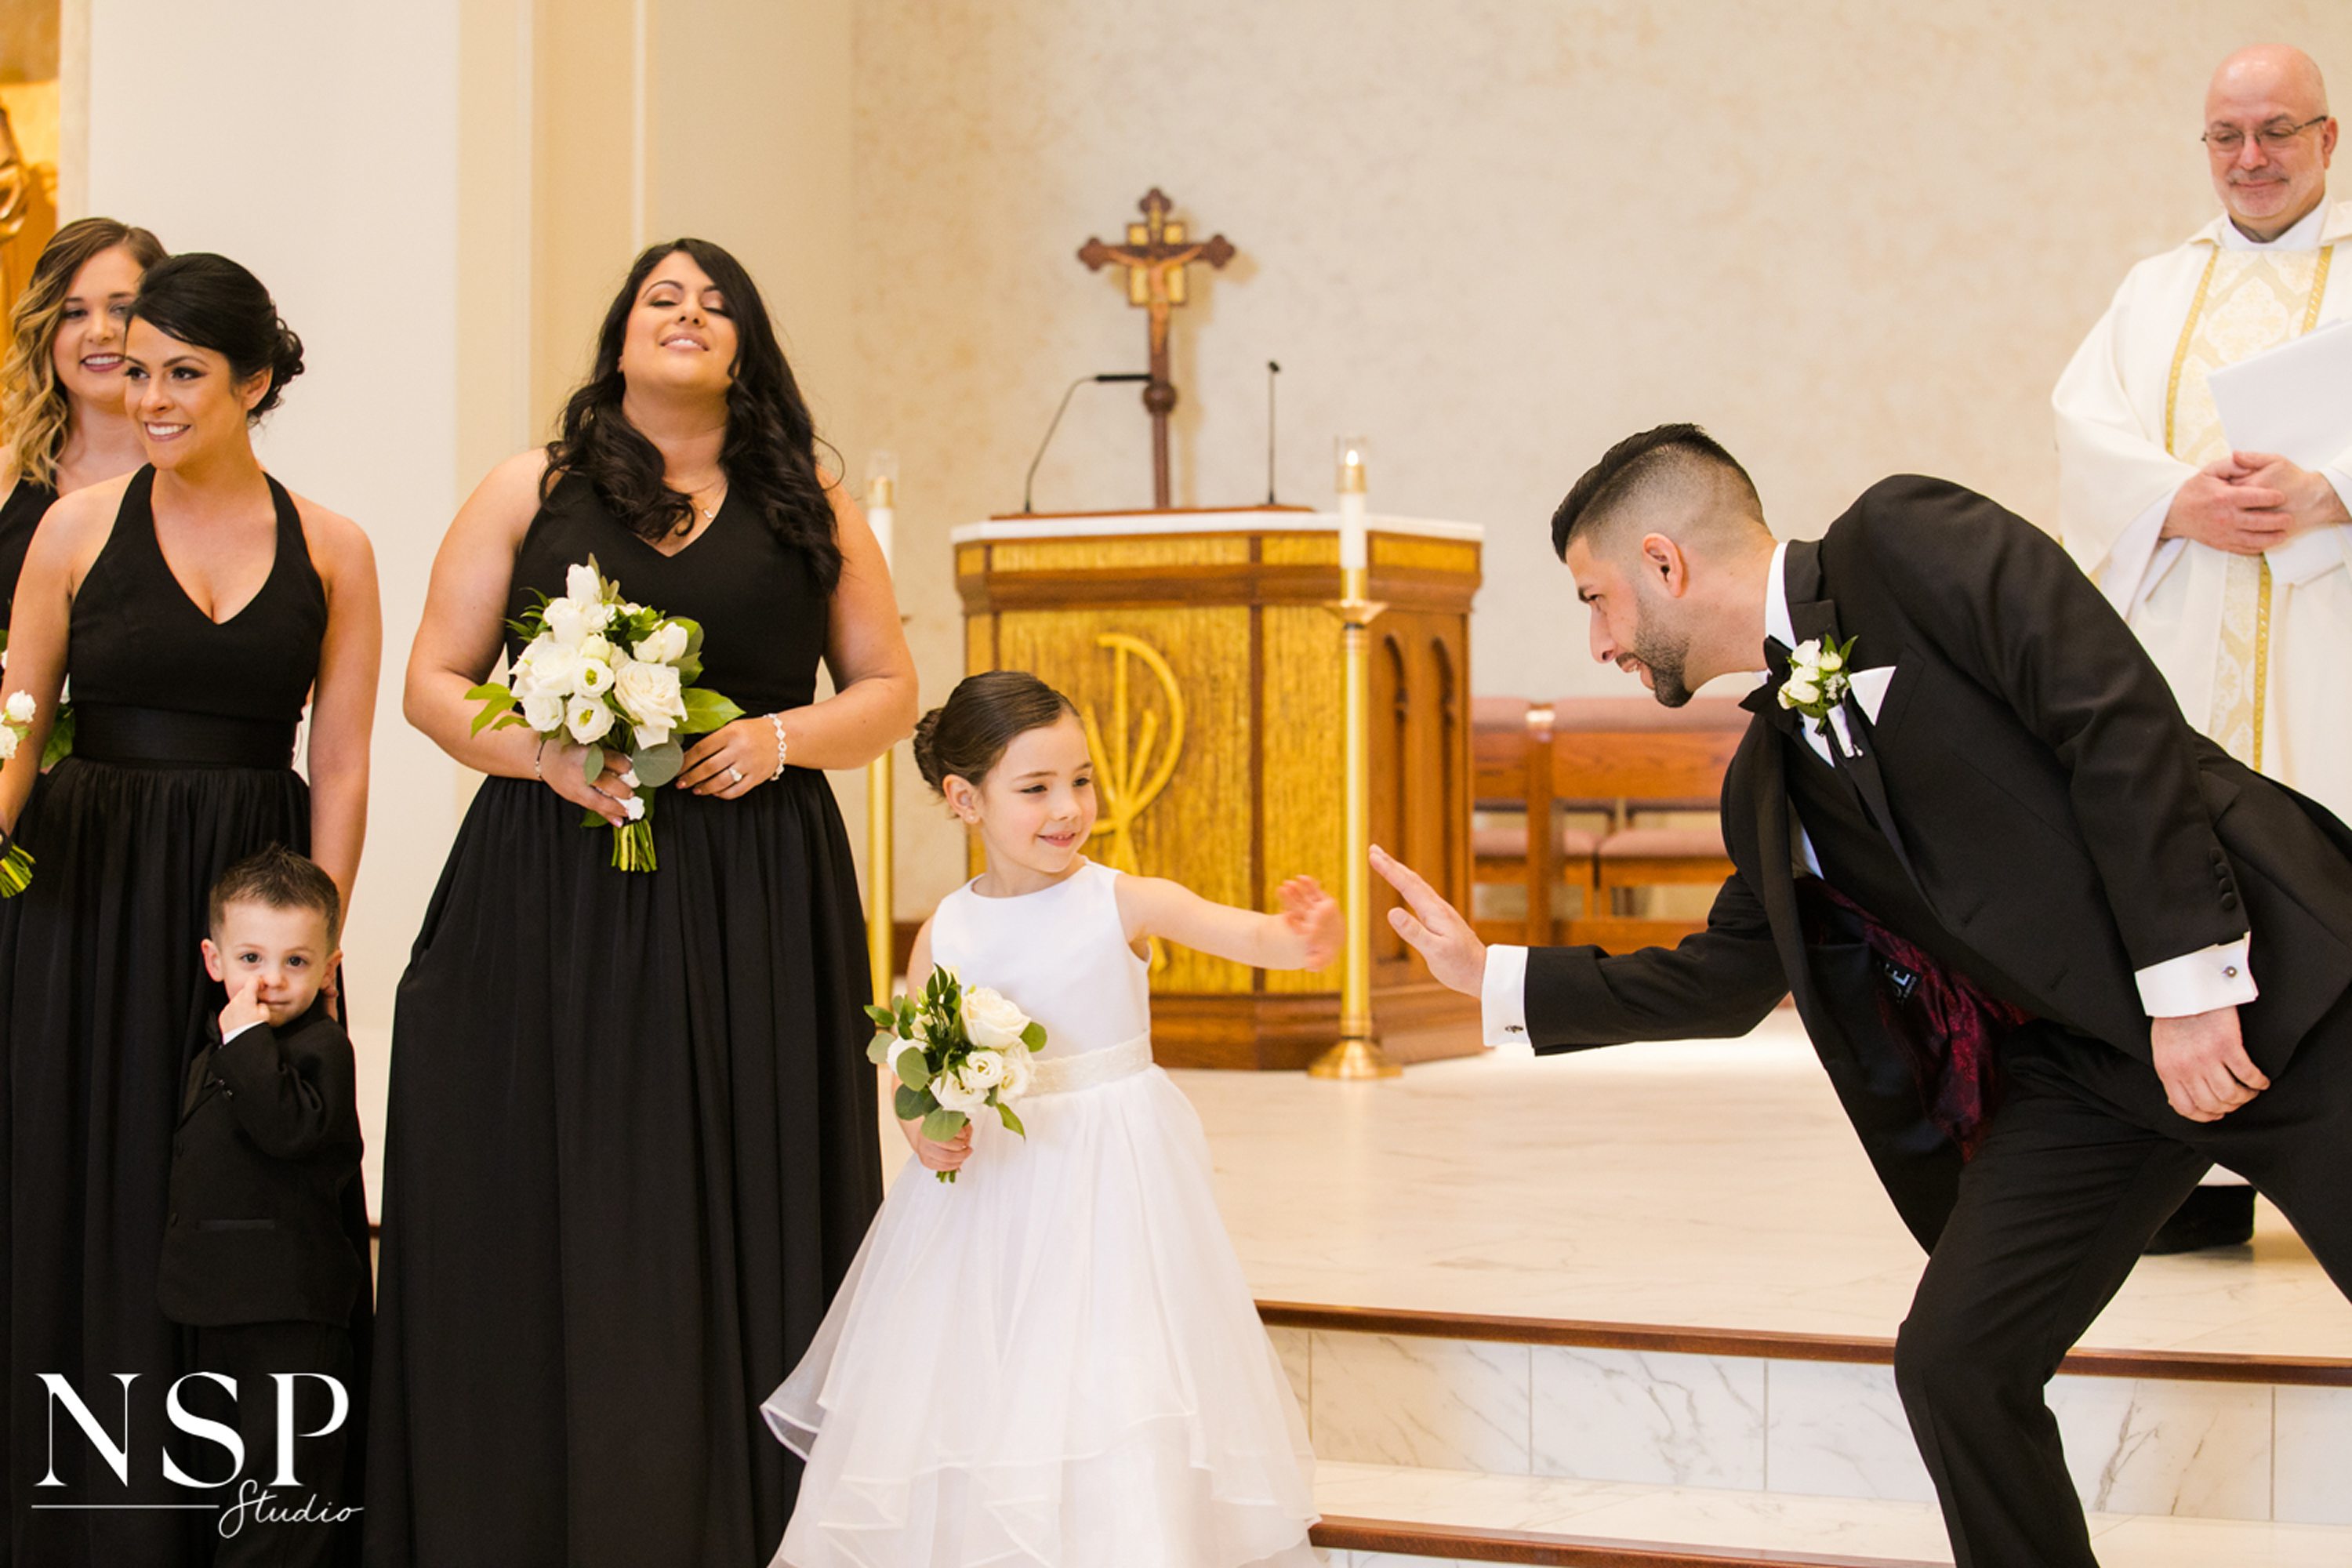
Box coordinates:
[1631,621,1695,707]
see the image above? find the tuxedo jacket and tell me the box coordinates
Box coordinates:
[1524,476,2352,1247]
[158,996,366,1327]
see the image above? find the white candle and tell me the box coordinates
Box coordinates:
[1335,436,1370,571]
[865,450,899,570]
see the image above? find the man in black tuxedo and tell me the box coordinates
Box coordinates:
[1372,424,2352,1568]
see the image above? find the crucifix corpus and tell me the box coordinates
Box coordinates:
[1077,187,1236,510]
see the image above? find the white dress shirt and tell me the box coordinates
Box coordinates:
[1482,544,2257,1044]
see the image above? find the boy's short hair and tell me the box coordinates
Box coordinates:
[207,845,342,946]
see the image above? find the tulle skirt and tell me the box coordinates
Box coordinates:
[764,1062,1318,1568]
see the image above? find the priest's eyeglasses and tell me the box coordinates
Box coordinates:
[2201,116,2330,156]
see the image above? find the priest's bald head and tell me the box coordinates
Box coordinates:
[1551,423,1777,708]
[2207,45,2336,242]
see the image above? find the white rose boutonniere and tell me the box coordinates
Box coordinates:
[1777,634,1858,734]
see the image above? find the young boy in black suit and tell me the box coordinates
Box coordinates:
[160,845,365,1564]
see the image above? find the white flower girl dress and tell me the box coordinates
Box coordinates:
[764,859,1319,1567]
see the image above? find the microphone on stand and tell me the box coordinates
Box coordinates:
[1022,372,1153,515]
[1265,360,1282,505]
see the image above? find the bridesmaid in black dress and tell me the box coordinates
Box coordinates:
[1,218,165,626]
[369,238,913,1566]
[0,255,381,1566]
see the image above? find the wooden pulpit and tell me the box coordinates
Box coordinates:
[953,506,1483,1069]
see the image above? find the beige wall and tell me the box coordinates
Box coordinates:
[852,0,2352,909]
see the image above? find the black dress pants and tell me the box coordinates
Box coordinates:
[1894,1004,2352,1568]
[180,1320,357,1568]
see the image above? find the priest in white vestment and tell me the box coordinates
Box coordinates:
[2055,44,2347,1250]
[2056,45,2350,826]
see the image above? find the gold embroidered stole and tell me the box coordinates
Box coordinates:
[2163,242,2336,768]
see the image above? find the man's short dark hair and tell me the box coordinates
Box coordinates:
[208,844,342,946]
[1551,423,1762,558]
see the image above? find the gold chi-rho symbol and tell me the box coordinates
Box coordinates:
[1080,633,1186,971]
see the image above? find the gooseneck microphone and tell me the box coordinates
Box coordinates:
[1022,372,1153,514]
[1265,360,1282,505]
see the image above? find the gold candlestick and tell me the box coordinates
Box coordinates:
[866,451,900,1003]
[1309,439,1400,1080]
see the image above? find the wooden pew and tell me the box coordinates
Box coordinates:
[1471,699,1599,946]
[1548,696,1745,950]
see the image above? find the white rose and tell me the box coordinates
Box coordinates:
[613,659,688,732]
[518,637,582,696]
[575,659,615,698]
[564,562,602,604]
[1783,678,1822,708]
[520,689,565,732]
[996,1046,1035,1103]
[931,1072,989,1116]
[958,1050,1007,1091]
[1813,648,1844,674]
[1789,639,1822,667]
[961,987,1031,1051]
[579,633,615,666]
[544,599,589,648]
[3,691,32,724]
[0,727,16,762]
[633,622,690,666]
[566,697,615,745]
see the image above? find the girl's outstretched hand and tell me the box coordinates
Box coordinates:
[1278,875,1342,970]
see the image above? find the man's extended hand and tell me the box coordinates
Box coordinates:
[1370,844,1486,996]
[2150,1005,2269,1123]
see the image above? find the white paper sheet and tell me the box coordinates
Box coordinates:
[2207,320,2352,466]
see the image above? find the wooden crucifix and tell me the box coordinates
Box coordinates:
[1077,187,1236,510]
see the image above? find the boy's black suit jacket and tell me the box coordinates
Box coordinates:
[159,995,366,1327]
[1525,476,2352,1248]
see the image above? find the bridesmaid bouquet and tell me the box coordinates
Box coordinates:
[0,634,71,768]
[867,965,1048,1183]
[1,690,36,895]
[466,557,745,872]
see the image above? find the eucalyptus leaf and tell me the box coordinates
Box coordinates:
[866,1032,895,1066]
[894,1047,932,1092]
[893,1083,927,1122]
[582,744,605,786]
[920,1107,968,1143]
[1020,1021,1046,1051]
[632,741,684,788]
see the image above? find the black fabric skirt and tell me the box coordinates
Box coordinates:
[2,755,369,1568]
[362,771,881,1567]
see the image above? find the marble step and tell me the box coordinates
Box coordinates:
[1308,1460,2352,1566]
[1263,1312,2352,1528]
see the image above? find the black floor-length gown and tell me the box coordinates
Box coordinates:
[0,477,60,626]
[2,466,353,1566]
[363,474,884,1566]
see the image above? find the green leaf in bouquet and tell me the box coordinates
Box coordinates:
[893,1083,927,1122]
[895,995,917,1031]
[893,1047,931,1092]
[994,1100,1025,1137]
[41,706,74,769]
[671,616,708,661]
[582,743,605,786]
[865,1003,899,1028]
[464,683,520,736]
[920,1107,968,1143]
[1020,1021,1047,1053]
[680,686,746,735]
[676,656,704,685]
[579,807,607,829]
[866,1031,895,1067]
[630,741,684,788]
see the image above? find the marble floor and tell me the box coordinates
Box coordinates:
[1163,1011,2352,1361]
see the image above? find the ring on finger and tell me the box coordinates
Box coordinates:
[728,765,744,784]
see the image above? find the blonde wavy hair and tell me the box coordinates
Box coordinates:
[2,217,165,491]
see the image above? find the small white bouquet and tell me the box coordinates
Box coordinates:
[866,966,1048,1184]
[466,557,745,871]
[0,633,70,768]
[1,688,37,895]
[1777,633,1858,733]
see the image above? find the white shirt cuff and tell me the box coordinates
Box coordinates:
[2096,489,2178,618]
[2135,938,2257,1018]
[221,1019,267,1046]
[2325,466,2352,518]
[1482,943,1530,1047]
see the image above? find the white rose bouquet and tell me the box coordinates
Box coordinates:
[465,557,745,872]
[866,965,1048,1184]
[0,633,71,768]
[1,689,38,896]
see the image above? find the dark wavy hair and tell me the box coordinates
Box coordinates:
[542,238,842,589]
[126,253,306,424]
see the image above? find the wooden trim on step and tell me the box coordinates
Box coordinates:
[1258,1300,2352,1387]
[1311,1515,1947,1566]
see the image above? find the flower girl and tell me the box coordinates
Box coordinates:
[764,670,1334,1568]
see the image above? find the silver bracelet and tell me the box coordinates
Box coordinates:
[768,713,789,780]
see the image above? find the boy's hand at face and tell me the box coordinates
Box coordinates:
[220,974,270,1037]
